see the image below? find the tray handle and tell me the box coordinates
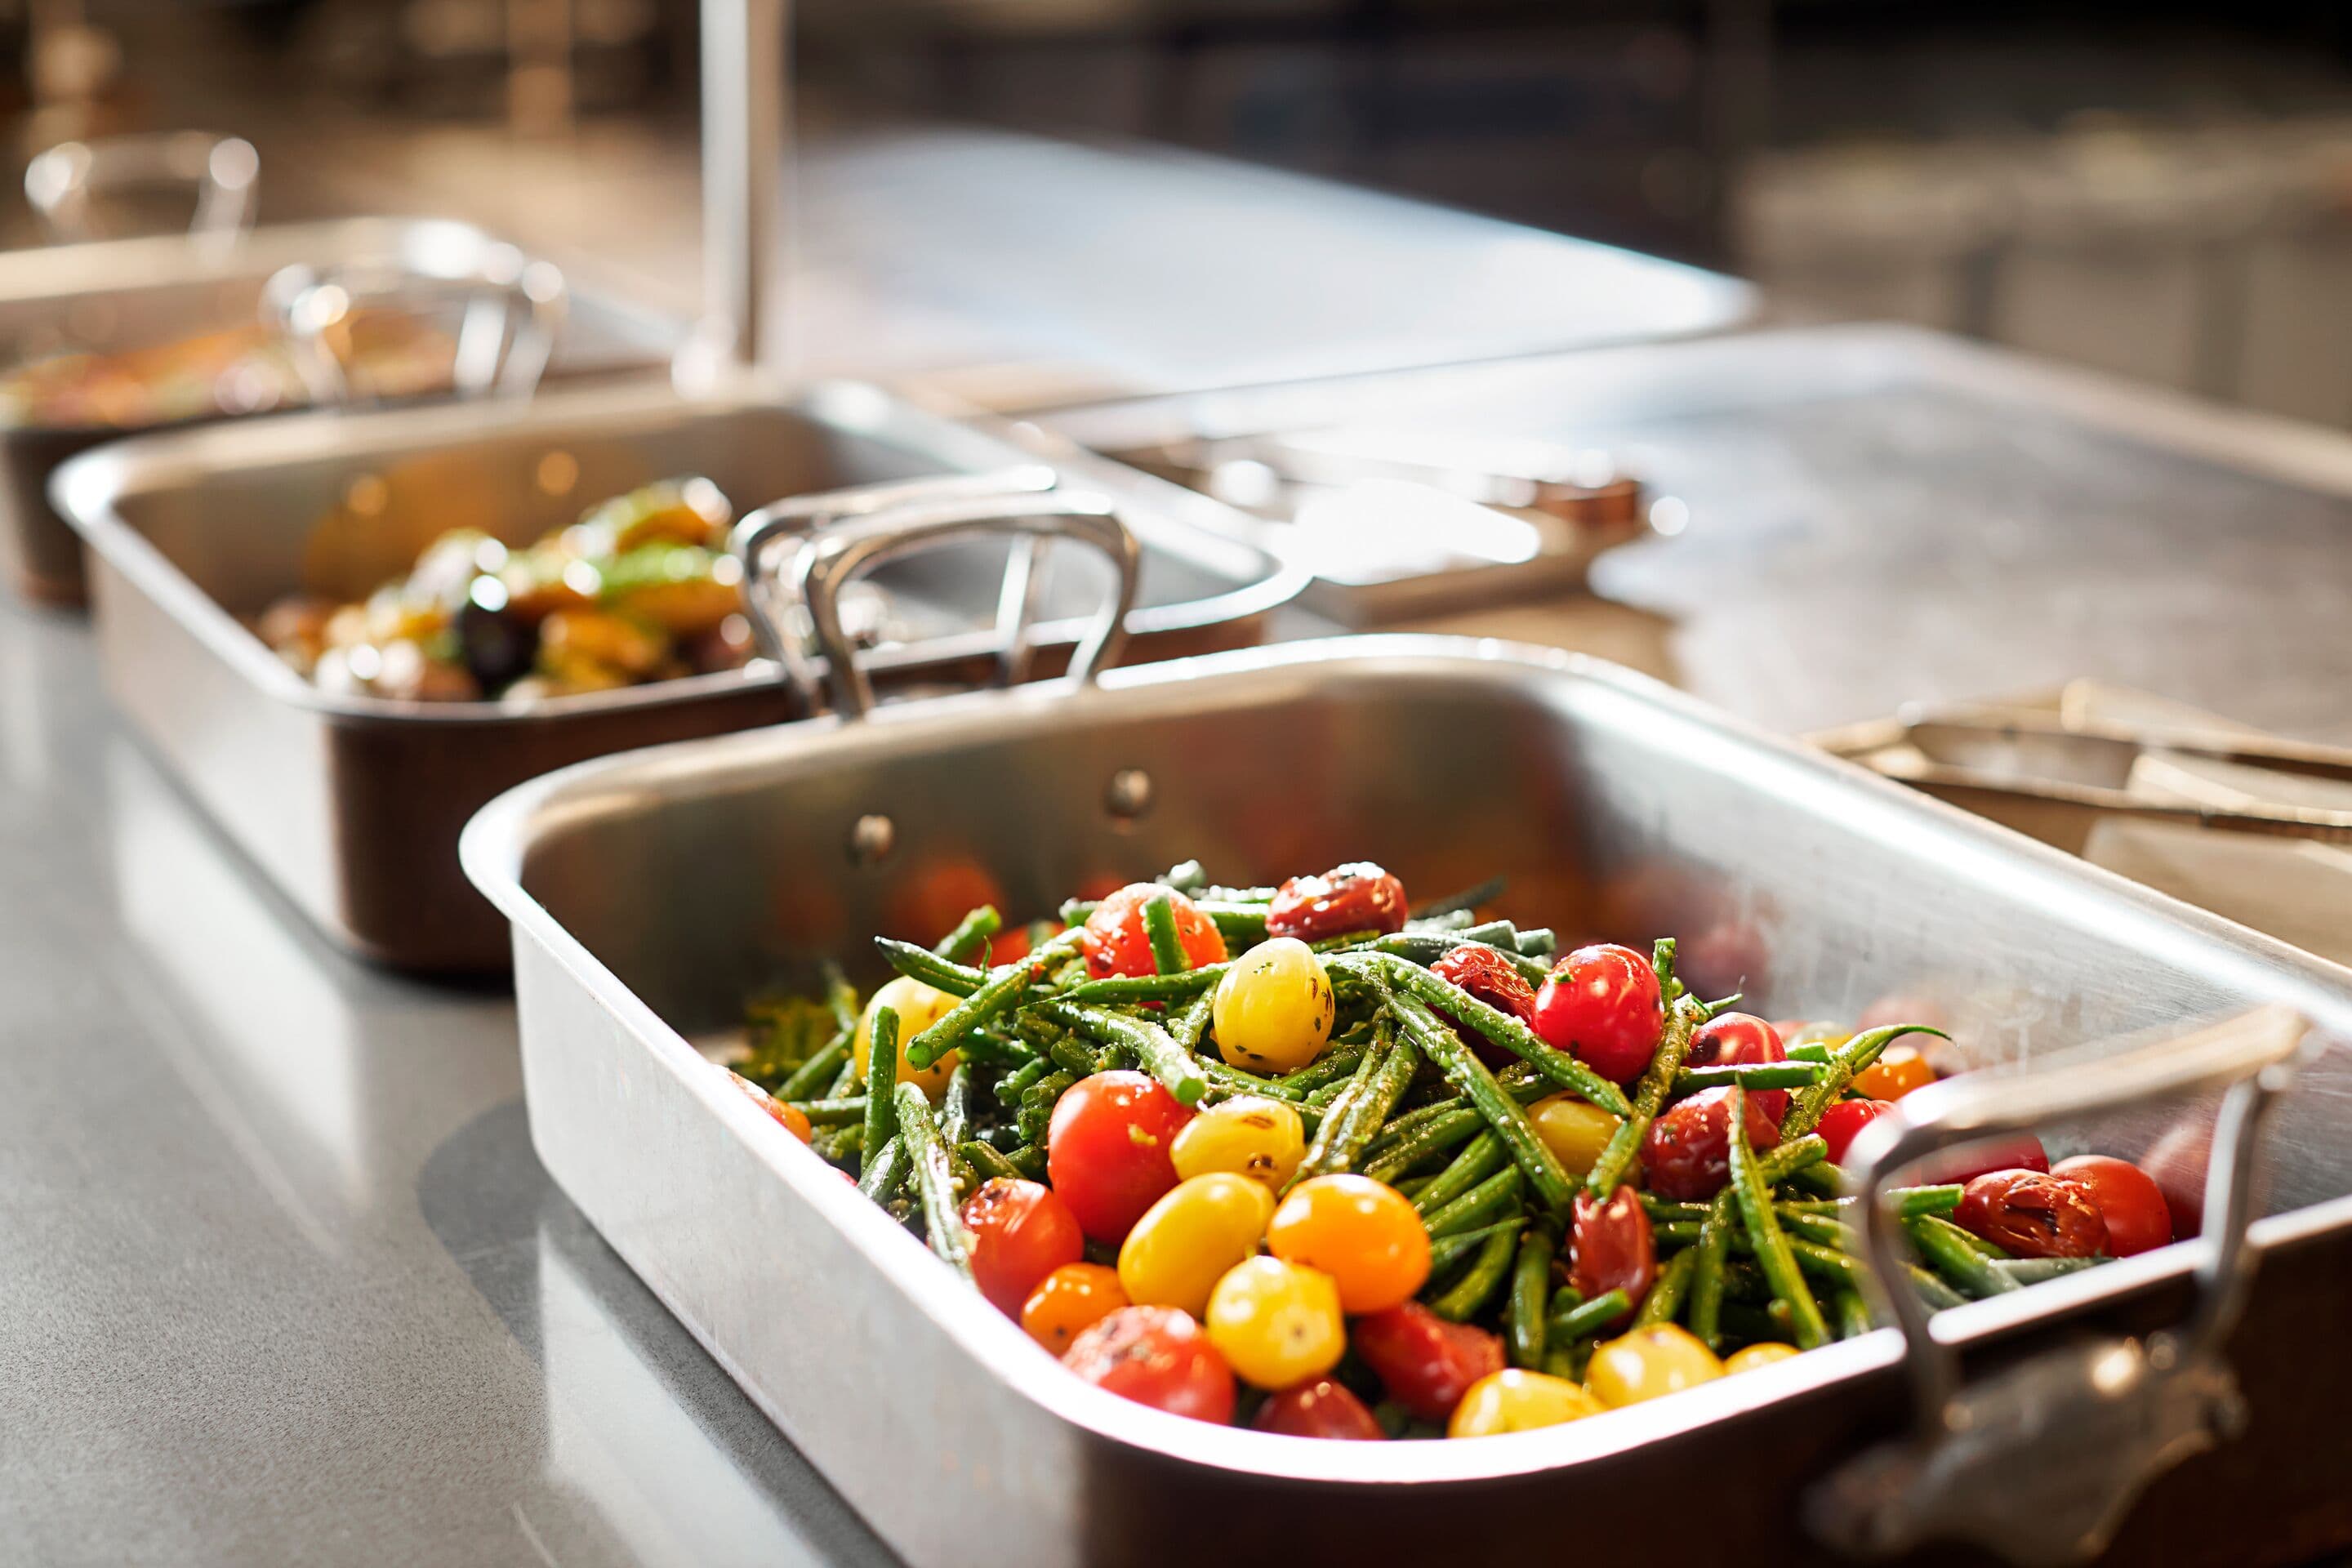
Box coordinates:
[1807,1004,2306,1566]
[24,132,259,244]
[260,244,568,406]
[749,488,1139,719]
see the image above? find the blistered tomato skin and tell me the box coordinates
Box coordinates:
[2053,1155,2173,1257]
[1265,1174,1431,1314]
[1588,1325,1725,1407]
[1204,1257,1348,1390]
[1640,1087,1780,1200]
[1047,1071,1195,1245]
[1686,1013,1790,1124]
[1062,1306,1236,1423]
[1116,1174,1276,1318]
[1352,1303,1506,1423]
[1529,1094,1624,1176]
[1211,938,1336,1073]
[960,1178,1085,1317]
[727,1071,813,1142]
[1530,944,1664,1085]
[1816,1098,1896,1165]
[1447,1370,1606,1437]
[1020,1263,1128,1354]
[1264,862,1409,943]
[1170,1095,1307,1191]
[857,975,962,1098]
[1569,1186,1655,1321]
[1954,1169,2110,1258]
[1252,1378,1386,1440]
[1081,884,1228,981]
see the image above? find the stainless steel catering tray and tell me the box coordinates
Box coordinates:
[0,215,681,604]
[461,635,2352,1568]
[53,376,1299,973]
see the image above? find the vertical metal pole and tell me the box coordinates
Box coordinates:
[701,0,787,370]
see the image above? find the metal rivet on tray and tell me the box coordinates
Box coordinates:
[1104,768,1154,821]
[848,813,896,864]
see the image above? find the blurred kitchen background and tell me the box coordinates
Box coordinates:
[9,0,2351,421]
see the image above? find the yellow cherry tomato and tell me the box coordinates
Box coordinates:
[1724,1343,1800,1375]
[1211,938,1335,1073]
[1447,1370,1607,1437]
[1528,1094,1624,1177]
[1265,1174,1430,1313]
[1170,1095,1306,1191]
[1020,1263,1127,1355]
[1588,1324,1725,1407]
[856,975,960,1099]
[1117,1174,1276,1317]
[1205,1256,1346,1389]
[1852,1044,1937,1101]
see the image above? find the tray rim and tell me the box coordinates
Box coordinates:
[460,632,2352,1486]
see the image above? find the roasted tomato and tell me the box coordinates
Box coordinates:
[1081,884,1227,980]
[1816,1098,1895,1165]
[1685,1013,1789,1124]
[1530,944,1663,1085]
[1640,1087,1780,1200]
[960,1178,1085,1317]
[1568,1185,1655,1322]
[1046,1071,1195,1244]
[1352,1303,1506,1424]
[1264,862,1409,942]
[1430,944,1537,1066]
[2053,1155,2172,1257]
[1953,1169,2109,1258]
[1062,1306,1236,1423]
[1252,1378,1386,1441]
[1020,1263,1128,1354]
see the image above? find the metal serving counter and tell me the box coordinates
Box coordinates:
[10,324,2352,1565]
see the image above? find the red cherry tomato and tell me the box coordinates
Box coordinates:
[1639,1086,1780,1200]
[1953,1169,2109,1258]
[1080,884,1227,981]
[886,858,1006,949]
[2140,1120,2212,1238]
[1908,1134,2050,1187]
[1686,1013,1789,1124]
[1530,944,1663,1085]
[1568,1185,1655,1323]
[960,1178,1085,1316]
[1062,1306,1236,1423]
[990,921,1051,967]
[1265,862,1409,942]
[2052,1155,2173,1257]
[1251,1378,1386,1441]
[1046,1071,1195,1244]
[1352,1303,1505,1423]
[1816,1098,1896,1165]
[1429,944,1537,1067]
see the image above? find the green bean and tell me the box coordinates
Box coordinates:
[1776,1209,1859,1251]
[905,930,1083,1070]
[786,1096,868,1128]
[1424,1218,1521,1276]
[959,1140,1022,1183]
[934,906,1001,964]
[1457,919,1520,947]
[1506,1223,1557,1368]
[1298,1022,1420,1183]
[1653,1220,1703,1246]
[1994,1256,2105,1286]
[1756,1134,1829,1187]
[1063,965,1227,1004]
[826,1054,861,1098]
[858,1134,906,1200]
[1421,1165,1526,1238]
[1939,1219,2009,1262]
[1363,1107,1484,1185]
[1386,985,1576,1213]
[1200,884,1277,904]
[1171,988,1216,1053]
[1304,1078,1353,1109]
[1905,1263,1968,1312]
[1669,1062,1824,1098]
[1689,1188,1737,1351]
[996,1057,1052,1106]
[1546,1289,1631,1343]
[1904,1214,2019,1298]
[1058,898,1098,925]
[1004,1142,1048,1180]
[1018,1069,1079,1143]
[1515,928,1557,957]
[1638,1195,1714,1225]
[1428,1223,1517,1321]
[1833,1289,1875,1339]
[1157,860,1208,893]
[1033,1000,1209,1107]
[1895,1184,1964,1218]
[1143,892,1191,974]
[1412,1132,1509,1218]
[1343,952,1629,1116]
[896,1081,973,1275]
[860,1006,901,1176]
[1785,1040,1833,1063]
[1412,875,1507,919]
[1409,908,1478,934]
[1634,1248,1699,1329]
[874,937,987,997]
[1777,1236,1867,1290]
[1780,1024,1948,1140]
[1585,946,1700,1198]
[1368,932,1549,987]
[773,1034,851,1102]
[1196,902,1270,945]
[1276,1042,1371,1095]
[1696,992,1744,1022]
[1046,1035,1102,1076]
[1728,1085,1829,1349]
[942,1062,973,1150]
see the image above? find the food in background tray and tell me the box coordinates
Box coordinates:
[257,476,753,702]
[0,309,455,430]
[727,861,2179,1440]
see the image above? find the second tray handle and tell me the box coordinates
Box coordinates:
[24,131,259,244]
[261,243,568,406]
[1807,1003,2306,1566]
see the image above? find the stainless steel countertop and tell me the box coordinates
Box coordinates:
[11,326,2352,1565]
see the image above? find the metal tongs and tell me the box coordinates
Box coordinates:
[1815,684,2352,852]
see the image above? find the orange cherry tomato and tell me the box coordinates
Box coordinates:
[1020,1262,1129,1354]
[1265,1174,1430,1313]
[726,1070,812,1143]
[1851,1044,1937,1100]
